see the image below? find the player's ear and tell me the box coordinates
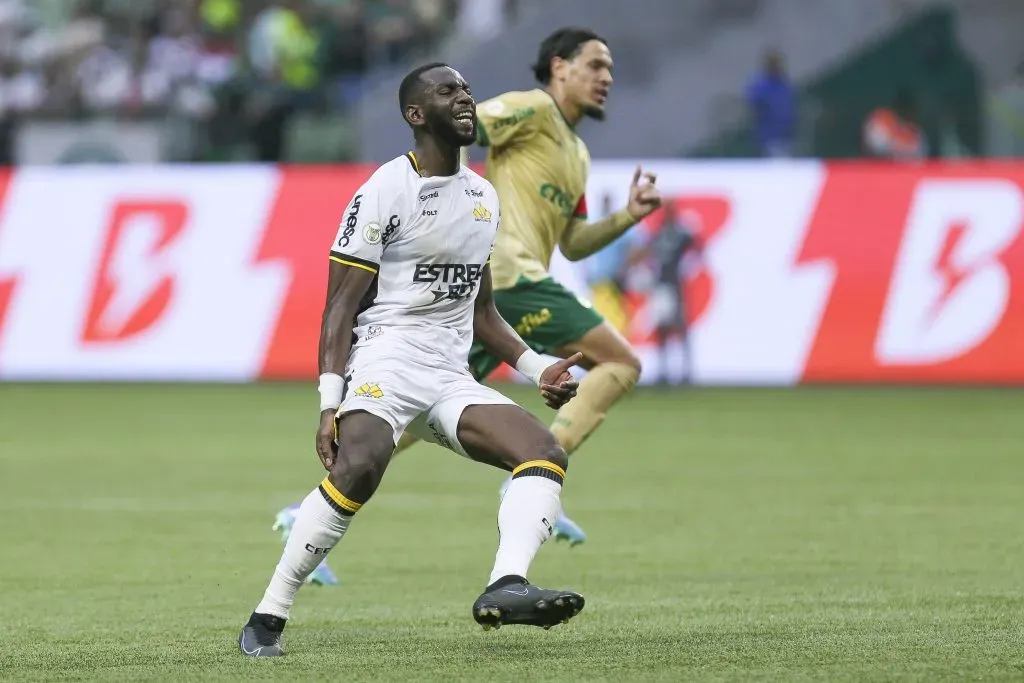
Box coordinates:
[550,56,569,83]
[404,104,425,127]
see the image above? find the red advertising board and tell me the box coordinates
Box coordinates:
[0,161,1020,384]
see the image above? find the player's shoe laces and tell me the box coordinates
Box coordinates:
[472,575,584,631]
[553,512,587,546]
[238,612,285,657]
[273,504,339,586]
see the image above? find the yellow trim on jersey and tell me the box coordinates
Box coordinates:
[512,460,566,480]
[406,151,421,174]
[320,477,362,513]
[329,255,379,274]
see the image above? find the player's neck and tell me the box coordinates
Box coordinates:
[545,86,582,129]
[413,137,460,177]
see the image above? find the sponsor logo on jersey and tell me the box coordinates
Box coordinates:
[382,215,400,246]
[422,209,437,217]
[338,193,362,247]
[365,325,383,340]
[465,188,484,198]
[473,202,492,222]
[539,183,577,219]
[489,107,535,131]
[515,307,552,336]
[427,419,456,452]
[413,262,486,302]
[419,190,439,202]
[352,382,384,398]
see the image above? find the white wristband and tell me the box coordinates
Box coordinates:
[514,349,548,386]
[318,373,344,411]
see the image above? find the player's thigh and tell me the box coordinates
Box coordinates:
[410,379,565,472]
[329,410,397,497]
[458,403,566,473]
[553,320,641,373]
[334,346,439,490]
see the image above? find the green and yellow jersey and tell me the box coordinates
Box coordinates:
[475,89,590,290]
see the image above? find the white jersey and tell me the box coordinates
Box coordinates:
[329,152,500,362]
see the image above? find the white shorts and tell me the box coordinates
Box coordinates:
[337,331,516,457]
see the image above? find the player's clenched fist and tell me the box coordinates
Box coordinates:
[626,165,662,220]
[315,409,338,470]
[538,352,583,409]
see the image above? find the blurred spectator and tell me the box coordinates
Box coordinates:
[988,60,1024,158]
[630,201,702,386]
[319,1,371,108]
[745,48,796,158]
[862,88,926,160]
[0,56,45,162]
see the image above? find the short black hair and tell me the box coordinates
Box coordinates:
[399,62,450,119]
[531,28,606,85]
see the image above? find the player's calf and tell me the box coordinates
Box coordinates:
[456,404,584,629]
[239,412,394,657]
[552,323,641,455]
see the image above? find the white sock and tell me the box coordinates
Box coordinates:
[488,471,562,586]
[255,484,354,619]
[500,475,567,523]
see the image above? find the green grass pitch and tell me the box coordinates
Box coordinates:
[1,383,1022,681]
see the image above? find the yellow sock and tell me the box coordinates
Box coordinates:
[550,362,639,455]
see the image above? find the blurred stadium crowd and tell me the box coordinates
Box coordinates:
[0,0,520,162]
[0,0,1022,164]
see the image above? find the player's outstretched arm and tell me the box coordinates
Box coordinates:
[473,264,581,409]
[316,261,375,468]
[559,165,662,261]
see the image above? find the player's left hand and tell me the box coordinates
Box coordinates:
[539,352,583,409]
[626,165,662,220]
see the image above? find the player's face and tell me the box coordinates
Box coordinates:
[421,67,477,147]
[559,40,614,121]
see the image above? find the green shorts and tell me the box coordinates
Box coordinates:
[469,276,604,379]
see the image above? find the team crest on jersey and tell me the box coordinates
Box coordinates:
[473,203,492,222]
[353,383,384,399]
[363,223,382,244]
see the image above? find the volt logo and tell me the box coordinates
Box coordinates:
[81,201,187,342]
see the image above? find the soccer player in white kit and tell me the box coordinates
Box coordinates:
[238,63,586,657]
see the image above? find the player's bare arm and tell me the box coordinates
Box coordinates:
[315,260,375,470]
[559,166,662,261]
[473,263,582,409]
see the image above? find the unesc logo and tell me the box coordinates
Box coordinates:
[338,194,363,248]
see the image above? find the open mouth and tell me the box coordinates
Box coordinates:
[454,111,475,124]
[594,90,608,105]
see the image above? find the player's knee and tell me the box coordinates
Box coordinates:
[328,447,387,501]
[542,441,569,473]
[596,353,642,391]
[504,428,567,474]
[533,431,569,473]
[621,348,643,377]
